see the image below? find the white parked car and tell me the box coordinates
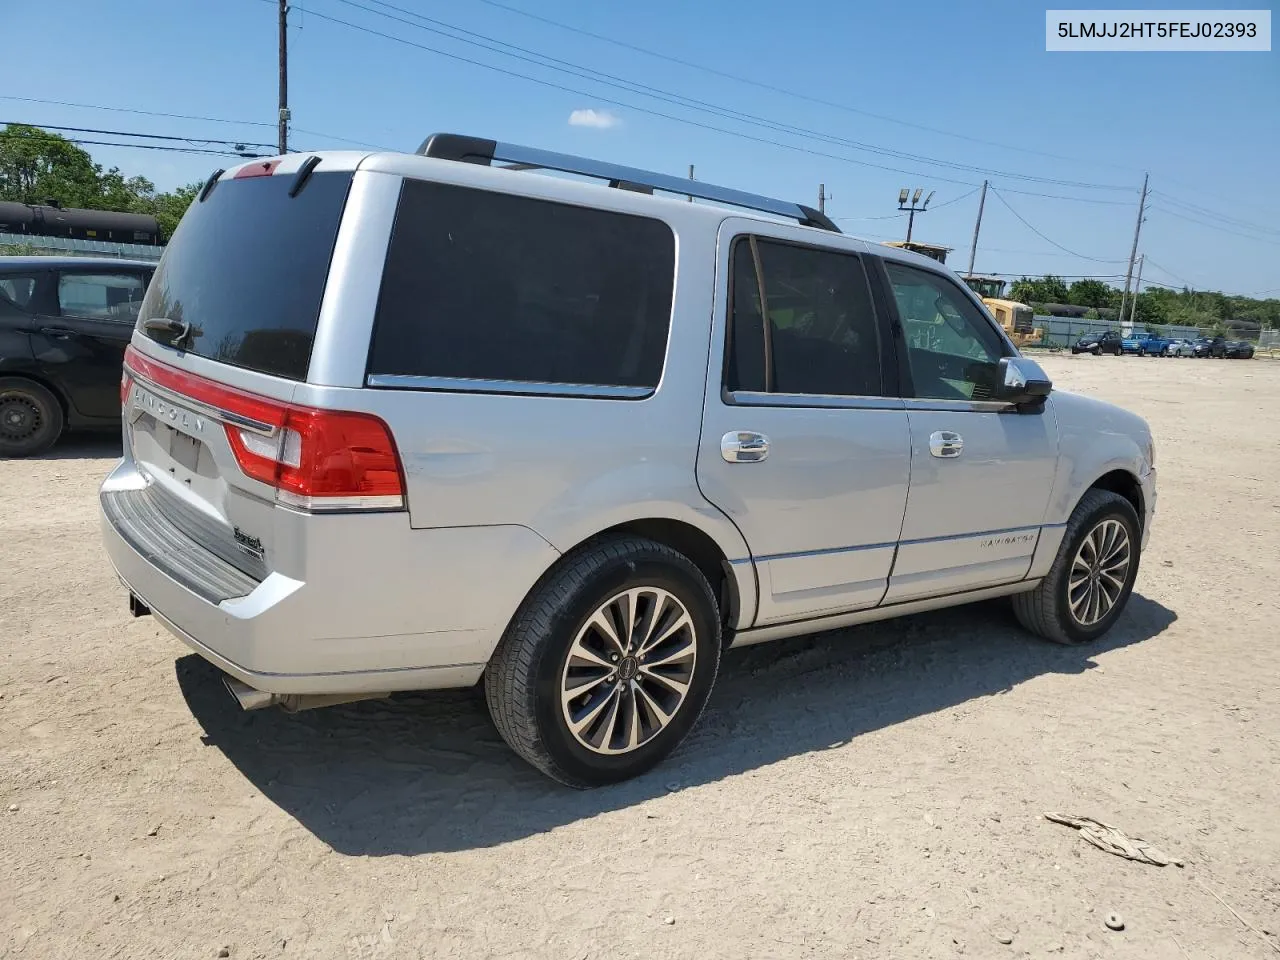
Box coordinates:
[1164,339,1195,357]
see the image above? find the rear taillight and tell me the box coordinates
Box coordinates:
[123,346,404,511]
[120,368,133,404]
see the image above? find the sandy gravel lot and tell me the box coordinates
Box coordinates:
[2,355,1278,960]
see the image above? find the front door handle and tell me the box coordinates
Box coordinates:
[39,326,75,340]
[929,431,964,458]
[721,431,770,463]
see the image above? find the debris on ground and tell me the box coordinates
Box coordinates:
[1044,812,1182,867]
[1105,912,1125,931]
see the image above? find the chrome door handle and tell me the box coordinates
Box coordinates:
[929,431,963,458]
[721,431,770,463]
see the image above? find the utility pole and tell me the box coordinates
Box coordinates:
[818,183,830,215]
[966,179,989,277]
[1117,173,1148,327]
[1127,254,1145,326]
[277,0,290,155]
[687,164,693,201]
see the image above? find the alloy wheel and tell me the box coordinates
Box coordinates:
[1068,519,1132,626]
[560,587,697,755]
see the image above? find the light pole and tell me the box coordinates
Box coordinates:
[898,187,935,243]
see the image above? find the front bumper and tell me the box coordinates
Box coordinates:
[1140,466,1157,549]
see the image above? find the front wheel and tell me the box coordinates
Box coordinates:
[484,536,721,787]
[1012,489,1141,645]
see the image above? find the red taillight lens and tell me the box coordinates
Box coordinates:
[123,346,404,510]
[120,368,133,404]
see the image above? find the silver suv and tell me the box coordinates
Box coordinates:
[101,135,1156,787]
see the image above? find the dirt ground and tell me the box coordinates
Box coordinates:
[2,355,1278,960]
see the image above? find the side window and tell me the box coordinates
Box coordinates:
[58,273,147,323]
[726,236,883,397]
[884,262,1005,402]
[0,274,39,318]
[368,180,676,390]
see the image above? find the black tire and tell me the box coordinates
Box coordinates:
[1091,347,1100,356]
[1071,348,1080,355]
[1012,489,1142,645]
[1138,347,1146,357]
[484,535,721,788]
[0,377,64,458]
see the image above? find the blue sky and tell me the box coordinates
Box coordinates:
[4,0,1278,295]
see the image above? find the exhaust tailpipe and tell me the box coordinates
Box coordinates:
[222,675,386,713]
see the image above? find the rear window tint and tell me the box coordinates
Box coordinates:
[137,170,352,380]
[367,180,676,390]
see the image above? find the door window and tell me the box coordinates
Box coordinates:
[727,236,883,397]
[58,273,147,323]
[884,262,1005,401]
[0,275,39,317]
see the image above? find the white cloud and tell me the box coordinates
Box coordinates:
[568,108,620,130]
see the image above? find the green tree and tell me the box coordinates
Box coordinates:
[1,124,198,240]
[0,124,101,206]
[1067,278,1119,309]
[1009,275,1070,304]
[142,182,200,240]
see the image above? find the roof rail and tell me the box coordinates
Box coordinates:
[416,133,841,233]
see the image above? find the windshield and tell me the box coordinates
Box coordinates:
[137,169,353,380]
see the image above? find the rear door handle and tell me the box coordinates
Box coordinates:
[39,326,75,340]
[721,431,770,463]
[929,431,964,458]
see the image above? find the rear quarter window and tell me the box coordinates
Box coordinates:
[367,180,676,391]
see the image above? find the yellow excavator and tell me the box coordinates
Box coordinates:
[880,241,1043,348]
[959,275,1043,348]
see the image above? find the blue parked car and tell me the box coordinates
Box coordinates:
[1121,333,1172,356]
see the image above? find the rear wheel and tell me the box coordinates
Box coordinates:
[0,378,64,458]
[1012,489,1141,645]
[484,536,721,787]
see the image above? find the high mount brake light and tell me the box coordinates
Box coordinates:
[123,346,404,511]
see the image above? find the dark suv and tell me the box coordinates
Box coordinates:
[1071,330,1123,355]
[1,256,155,456]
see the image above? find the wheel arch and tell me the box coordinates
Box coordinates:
[513,515,756,645]
[1087,468,1144,529]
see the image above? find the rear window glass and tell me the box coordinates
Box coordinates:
[137,170,353,380]
[367,179,676,390]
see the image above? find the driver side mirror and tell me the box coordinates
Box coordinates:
[995,356,1052,408]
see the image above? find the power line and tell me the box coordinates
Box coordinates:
[0,95,389,150]
[2,120,275,149]
[67,138,264,158]
[1143,258,1202,289]
[462,0,1143,177]
[997,186,1137,205]
[1150,190,1280,238]
[989,188,1128,263]
[320,0,1134,191]
[1149,205,1280,247]
[296,6,979,186]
